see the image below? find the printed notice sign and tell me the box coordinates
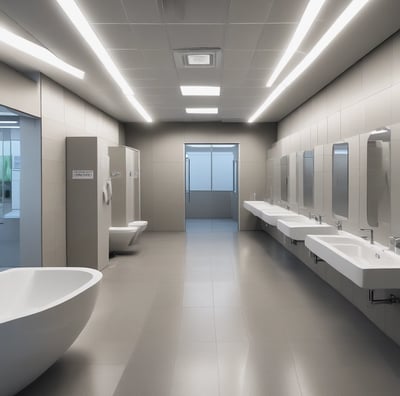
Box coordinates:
[72,170,94,180]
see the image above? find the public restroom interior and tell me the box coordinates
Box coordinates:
[1,0,400,395]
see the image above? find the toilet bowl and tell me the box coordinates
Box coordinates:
[128,220,148,236]
[109,226,140,253]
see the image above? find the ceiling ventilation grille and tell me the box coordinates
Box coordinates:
[173,48,222,69]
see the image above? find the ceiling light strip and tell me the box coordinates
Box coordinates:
[266,0,326,87]
[0,27,84,79]
[180,86,221,96]
[56,0,152,122]
[0,121,18,124]
[186,108,218,114]
[249,0,369,123]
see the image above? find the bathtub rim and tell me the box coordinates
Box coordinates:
[0,267,102,325]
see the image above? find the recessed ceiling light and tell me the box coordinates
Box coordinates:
[187,54,211,65]
[0,126,20,129]
[0,27,84,79]
[180,86,220,96]
[174,49,222,69]
[56,0,152,122]
[0,121,18,124]
[249,0,370,123]
[266,0,326,87]
[186,108,218,114]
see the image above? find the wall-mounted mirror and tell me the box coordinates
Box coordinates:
[367,127,391,227]
[332,143,349,219]
[303,150,314,208]
[280,155,289,202]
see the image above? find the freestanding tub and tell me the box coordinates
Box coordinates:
[0,267,102,396]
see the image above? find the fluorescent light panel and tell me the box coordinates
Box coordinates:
[0,121,18,124]
[180,86,220,96]
[56,0,152,122]
[266,0,326,87]
[0,27,84,79]
[186,108,218,114]
[0,126,20,129]
[249,0,370,123]
[187,54,211,65]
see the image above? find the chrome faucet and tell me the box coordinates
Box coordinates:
[360,228,374,244]
[389,236,400,254]
[335,220,342,230]
[309,213,322,224]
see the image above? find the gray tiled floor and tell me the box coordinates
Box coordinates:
[18,220,400,396]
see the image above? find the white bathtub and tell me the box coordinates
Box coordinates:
[0,267,102,396]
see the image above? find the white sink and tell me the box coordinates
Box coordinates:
[305,232,400,289]
[277,216,337,241]
[260,209,300,226]
[243,201,272,216]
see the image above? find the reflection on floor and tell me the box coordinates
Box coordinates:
[18,221,400,396]
[186,218,238,232]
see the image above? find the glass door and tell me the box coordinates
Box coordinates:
[185,144,239,228]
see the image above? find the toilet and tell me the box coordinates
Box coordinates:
[109,226,140,253]
[128,220,148,237]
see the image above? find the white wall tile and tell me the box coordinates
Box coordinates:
[339,63,364,108]
[391,83,400,124]
[327,112,341,143]
[393,32,400,84]
[341,102,364,139]
[362,39,393,98]
[317,118,328,144]
[364,88,391,132]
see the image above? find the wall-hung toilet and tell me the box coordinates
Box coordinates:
[108,146,147,254]
[109,226,140,252]
[128,220,148,236]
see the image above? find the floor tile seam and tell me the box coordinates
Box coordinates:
[212,278,223,396]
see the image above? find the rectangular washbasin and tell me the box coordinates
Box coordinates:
[305,232,400,289]
[260,209,300,226]
[277,217,337,241]
[243,201,272,216]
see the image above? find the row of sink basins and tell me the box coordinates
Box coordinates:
[243,201,400,289]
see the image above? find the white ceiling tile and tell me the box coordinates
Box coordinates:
[124,68,179,84]
[177,68,221,85]
[257,24,296,50]
[135,87,180,98]
[224,24,264,50]
[109,50,146,69]
[130,25,170,49]
[167,24,225,49]
[223,87,266,97]
[220,96,262,108]
[94,24,137,49]
[246,69,271,80]
[80,0,128,23]
[162,0,230,23]
[223,50,255,70]
[228,0,274,23]
[122,0,162,23]
[222,69,249,86]
[266,0,309,23]
[141,50,175,69]
[250,50,279,69]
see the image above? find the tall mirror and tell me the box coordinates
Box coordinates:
[367,127,390,227]
[280,155,289,202]
[303,150,314,208]
[332,143,349,219]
